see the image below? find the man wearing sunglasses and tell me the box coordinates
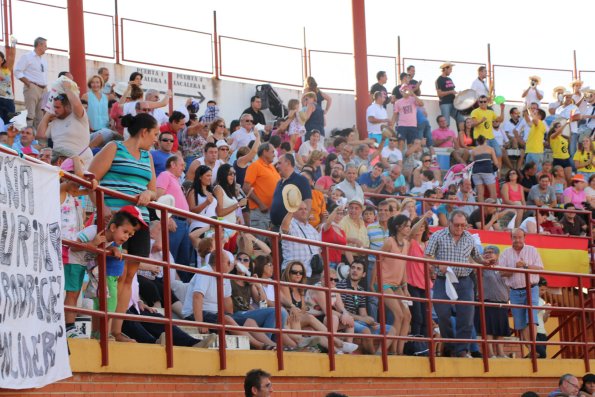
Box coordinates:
[470,95,505,159]
[151,131,175,177]
[230,113,257,151]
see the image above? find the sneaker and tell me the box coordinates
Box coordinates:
[298,336,322,349]
[193,333,217,349]
[340,342,358,354]
[66,327,86,339]
[470,351,483,358]
[456,351,472,358]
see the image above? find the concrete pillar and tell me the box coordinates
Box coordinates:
[67,0,87,94]
[351,0,369,139]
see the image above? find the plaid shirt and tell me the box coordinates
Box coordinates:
[282,218,321,277]
[424,228,479,277]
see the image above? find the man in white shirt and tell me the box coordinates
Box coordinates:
[229,113,256,151]
[503,107,529,169]
[380,136,403,167]
[582,90,595,130]
[14,37,48,129]
[556,91,582,158]
[521,76,544,107]
[470,65,489,97]
[145,89,169,125]
[366,91,389,143]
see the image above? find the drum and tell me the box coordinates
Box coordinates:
[454,89,479,116]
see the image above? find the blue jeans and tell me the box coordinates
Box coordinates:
[433,276,475,355]
[487,138,502,158]
[509,286,539,330]
[418,120,432,146]
[525,153,544,171]
[440,103,464,129]
[232,308,287,339]
[169,217,191,266]
[408,285,429,337]
[570,134,579,170]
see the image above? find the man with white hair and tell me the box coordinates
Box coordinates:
[14,36,47,129]
[145,88,169,125]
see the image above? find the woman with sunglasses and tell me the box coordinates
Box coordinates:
[214,163,248,226]
[186,165,218,250]
[374,214,412,355]
[304,269,358,353]
[207,118,227,145]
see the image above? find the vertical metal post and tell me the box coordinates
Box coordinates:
[2,0,9,44]
[66,0,87,94]
[573,50,578,79]
[323,248,336,372]
[487,43,492,89]
[476,266,489,372]
[214,225,227,370]
[160,208,174,368]
[168,71,173,114]
[114,0,119,63]
[525,272,538,372]
[351,0,369,140]
[303,26,308,83]
[423,259,436,372]
[376,253,388,371]
[397,35,401,79]
[213,11,219,79]
[270,234,284,371]
[578,276,590,371]
[95,190,109,366]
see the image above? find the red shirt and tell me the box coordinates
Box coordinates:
[160,123,180,152]
[322,225,347,263]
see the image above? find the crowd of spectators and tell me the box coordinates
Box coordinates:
[3,36,593,357]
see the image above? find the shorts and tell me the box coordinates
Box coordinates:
[354,319,392,334]
[472,172,496,185]
[93,275,119,312]
[369,133,382,144]
[64,263,86,292]
[510,285,540,330]
[487,138,502,158]
[185,311,219,324]
[123,225,151,258]
[397,126,419,144]
[552,158,571,168]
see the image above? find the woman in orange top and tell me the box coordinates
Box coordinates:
[301,170,327,229]
[458,117,475,149]
[374,214,412,355]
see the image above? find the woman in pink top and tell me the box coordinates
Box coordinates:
[375,214,412,355]
[501,169,525,228]
[406,211,433,337]
[564,174,587,209]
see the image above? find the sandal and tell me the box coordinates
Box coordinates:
[263,344,277,351]
[112,332,137,343]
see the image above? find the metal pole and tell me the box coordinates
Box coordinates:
[271,234,284,371]
[351,0,369,140]
[573,50,578,79]
[2,0,9,45]
[168,71,173,114]
[213,10,219,79]
[487,43,492,89]
[95,190,109,366]
[397,35,401,78]
[303,26,308,83]
[214,225,227,370]
[160,208,174,368]
[66,0,87,94]
[114,0,119,63]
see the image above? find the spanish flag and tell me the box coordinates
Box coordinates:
[470,229,590,287]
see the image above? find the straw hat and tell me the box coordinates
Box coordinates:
[155,194,176,219]
[282,184,302,213]
[440,62,455,69]
[562,90,574,97]
[348,197,364,208]
[528,75,541,85]
[570,79,583,87]
[552,86,565,98]
[357,163,368,176]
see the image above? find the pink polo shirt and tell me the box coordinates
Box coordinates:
[498,245,543,289]
[156,170,189,212]
[432,128,457,148]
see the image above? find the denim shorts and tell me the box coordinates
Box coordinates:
[487,138,502,158]
[354,320,392,334]
[472,172,496,185]
[509,285,540,330]
[397,126,419,144]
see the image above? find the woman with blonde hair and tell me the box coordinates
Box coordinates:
[400,198,417,220]
[82,74,109,131]
[207,118,227,144]
[304,149,325,180]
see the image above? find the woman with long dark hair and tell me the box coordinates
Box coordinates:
[375,214,412,355]
[213,163,247,225]
[186,165,217,248]
[88,112,159,342]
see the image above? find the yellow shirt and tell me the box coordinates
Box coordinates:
[338,216,370,248]
[525,120,546,154]
[470,108,498,140]
[574,149,594,173]
[550,134,570,160]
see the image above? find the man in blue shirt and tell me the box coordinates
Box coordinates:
[151,131,174,177]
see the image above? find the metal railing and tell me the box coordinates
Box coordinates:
[2,146,593,374]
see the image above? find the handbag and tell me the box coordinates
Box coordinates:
[403,335,429,356]
[295,222,324,275]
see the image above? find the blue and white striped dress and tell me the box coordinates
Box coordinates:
[100,141,153,222]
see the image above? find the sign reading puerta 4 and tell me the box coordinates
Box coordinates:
[0,152,71,389]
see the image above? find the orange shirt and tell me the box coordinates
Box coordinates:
[244,158,280,210]
[309,189,327,228]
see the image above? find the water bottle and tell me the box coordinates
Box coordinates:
[9,35,16,47]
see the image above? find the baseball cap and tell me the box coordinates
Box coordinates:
[118,205,148,228]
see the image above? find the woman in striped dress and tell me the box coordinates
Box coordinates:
[88,113,158,342]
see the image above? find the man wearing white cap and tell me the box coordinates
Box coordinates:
[555,91,582,158]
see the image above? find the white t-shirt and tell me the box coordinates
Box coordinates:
[230,128,255,151]
[181,265,232,318]
[46,109,93,166]
[297,140,327,159]
[196,157,224,178]
[470,78,489,97]
[493,126,509,146]
[503,118,529,141]
[381,146,403,164]
[572,94,589,114]
[524,87,544,107]
[152,108,169,125]
[584,104,595,130]
[556,104,581,134]
[366,103,387,135]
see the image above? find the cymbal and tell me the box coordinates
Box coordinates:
[454,89,478,111]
